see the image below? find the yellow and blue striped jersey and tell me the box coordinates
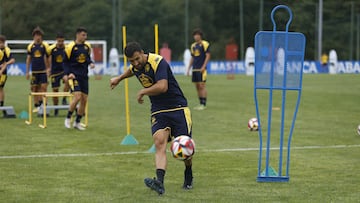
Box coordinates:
[27,41,49,72]
[130,53,188,112]
[0,49,4,63]
[190,40,210,69]
[64,41,92,77]
[0,47,12,74]
[47,44,65,74]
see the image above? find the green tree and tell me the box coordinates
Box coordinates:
[1,0,359,61]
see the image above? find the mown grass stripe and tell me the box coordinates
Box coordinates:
[1,144,359,159]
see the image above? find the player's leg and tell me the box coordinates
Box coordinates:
[64,90,80,128]
[73,92,87,130]
[52,87,59,116]
[0,75,6,116]
[65,77,81,129]
[183,158,193,189]
[144,113,169,195]
[32,85,40,110]
[193,71,207,110]
[197,82,207,105]
[30,74,41,111]
[38,73,49,116]
[144,128,168,195]
[198,70,207,106]
[0,87,3,105]
[154,128,169,179]
[72,77,88,130]
[62,74,69,104]
[171,107,194,189]
[39,73,48,95]
[0,87,4,116]
[51,74,61,116]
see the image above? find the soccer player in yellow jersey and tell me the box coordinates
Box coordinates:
[26,26,50,111]
[64,27,94,130]
[186,28,211,110]
[47,32,69,116]
[0,35,15,117]
[110,42,194,195]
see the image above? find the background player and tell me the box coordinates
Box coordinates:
[0,35,15,117]
[64,27,94,130]
[47,32,69,116]
[26,26,50,112]
[186,28,211,110]
[110,42,194,195]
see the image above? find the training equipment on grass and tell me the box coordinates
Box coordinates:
[25,92,88,128]
[248,118,259,131]
[170,135,195,161]
[0,106,16,118]
[148,144,156,153]
[254,5,306,182]
[120,134,139,145]
[119,25,140,145]
[119,24,159,145]
[19,110,29,119]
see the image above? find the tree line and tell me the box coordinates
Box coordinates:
[1,0,359,61]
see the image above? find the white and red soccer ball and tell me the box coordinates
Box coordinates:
[170,135,195,161]
[248,118,259,131]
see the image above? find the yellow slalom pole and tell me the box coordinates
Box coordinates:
[154,24,159,54]
[122,26,131,136]
[25,94,32,125]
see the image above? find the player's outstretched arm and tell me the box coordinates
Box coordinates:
[110,68,133,89]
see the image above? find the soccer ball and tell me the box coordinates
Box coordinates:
[357,125,360,135]
[248,118,259,131]
[170,135,195,161]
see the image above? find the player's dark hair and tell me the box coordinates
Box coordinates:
[192,28,203,37]
[32,26,44,36]
[124,42,143,58]
[76,27,87,34]
[0,35,6,42]
[56,32,65,39]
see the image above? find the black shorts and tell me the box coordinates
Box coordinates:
[50,72,65,88]
[0,74,7,88]
[192,69,207,83]
[31,72,48,86]
[151,107,192,141]
[73,76,89,95]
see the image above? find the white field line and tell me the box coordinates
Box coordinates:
[1,144,360,160]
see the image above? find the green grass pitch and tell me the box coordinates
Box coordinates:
[0,74,360,202]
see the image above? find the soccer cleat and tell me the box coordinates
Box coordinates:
[194,104,206,111]
[32,107,40,113]
[182,182,193,190]
[183,174,193,190]
[73,121,86,130]
[64,118,71,129]
[54,109,59,117]
[144,177,165,195]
